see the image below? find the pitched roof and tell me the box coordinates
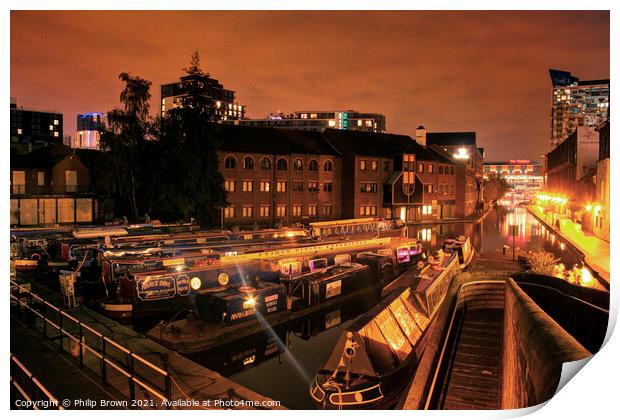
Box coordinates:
[321,128,414,157]
[10,144,76,170]
[212,124,340,156]
[427,131,476,146]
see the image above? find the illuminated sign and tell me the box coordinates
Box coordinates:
[509,160,531,164]
[176,274,191,295]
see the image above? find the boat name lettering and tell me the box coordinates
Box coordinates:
[230,308,256,321]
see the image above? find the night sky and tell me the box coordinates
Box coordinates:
[10,10,609,161]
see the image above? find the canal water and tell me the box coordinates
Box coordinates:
[193,205,585,409]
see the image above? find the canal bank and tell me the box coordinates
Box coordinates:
[526,205,610,288]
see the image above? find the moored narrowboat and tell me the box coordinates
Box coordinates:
[442,236,475,269]
[309,252,460,409]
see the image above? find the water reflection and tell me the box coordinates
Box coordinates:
[193,289,382,409]
[191,205,590,409]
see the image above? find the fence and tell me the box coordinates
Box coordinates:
[10,281,172,407]
[10,354,63,410]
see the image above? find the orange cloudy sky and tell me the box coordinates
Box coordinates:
[10,10,609,160]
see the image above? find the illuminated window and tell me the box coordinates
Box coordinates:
[293,159,303,171]
[276,181,287,192]
[328,120,336,127]
[371,161,378,171]
[49,125,54,130]
[224,156,236,169]
[260,206,270,217]
[310,113,317,119]
[360,206,377,216]
[276,205,286,217]
[242,206,253,218]
[366,120,372,127]
[260,181,270,192]
[418,163,424,173]
[224,206,235,218]
[428,164,433,173]
[17,128,22,135]
[54,119,59,125]
[308,181,318,192]
[324,204,333,216]
[37,171,45,186]
[323,160,333,172]
[12,171,26,194]
[308,205,317,216]
[242,181,253,192]
[54,132,59,137]
[301,114,307,119]
[357,120,362,127]
[292,205,302,217]
[224,180,235,192]
[360,160,366,170]
[422,205,432,215]
[65,171,77,192]
[426,184,433,194]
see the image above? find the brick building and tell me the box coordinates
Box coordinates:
[213,125,342,227]
[321,129,458,221]
[426,130,484,216]
[10,145,99,225]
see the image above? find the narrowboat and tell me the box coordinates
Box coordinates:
[442,236,475,269]
[309,251,460,409]
[309,218,407,240]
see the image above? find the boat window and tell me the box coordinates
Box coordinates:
[377,248,393,257]
[396,247,410,264]
[358,321,398,372]
[309,258,328,272]
[280,261,302,278]
[334,254,351,265]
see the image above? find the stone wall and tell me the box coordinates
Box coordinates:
[501,279,590,408]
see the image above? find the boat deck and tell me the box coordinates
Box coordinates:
[436,308,504,410]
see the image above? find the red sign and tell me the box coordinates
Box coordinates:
[509,160,531,164]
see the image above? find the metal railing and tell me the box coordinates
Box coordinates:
[10,281,172,406]
[10,354,64,410]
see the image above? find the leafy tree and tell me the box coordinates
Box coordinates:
[99,73,152,220]
[148,52,227,224]
[484,172,511,203]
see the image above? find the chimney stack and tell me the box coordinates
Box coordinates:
[415,125,427,147]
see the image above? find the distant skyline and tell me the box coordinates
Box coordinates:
[10,10,609,160]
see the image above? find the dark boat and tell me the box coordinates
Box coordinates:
[309,252,460,409]
[442,236,475,269]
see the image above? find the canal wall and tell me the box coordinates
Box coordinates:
[501,279,590,409]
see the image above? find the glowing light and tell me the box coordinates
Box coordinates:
[594,205,601,215]
[243,297,256,309]
[217,272,229,286]
[190,277,202,290]
[452,147,470,160]
[585,204,593,212]
[580,267,594,287]
[560,242,566,251]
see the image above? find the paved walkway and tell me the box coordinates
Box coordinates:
[527,206,610,285]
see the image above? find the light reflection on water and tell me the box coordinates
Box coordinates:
[195,206,586,409]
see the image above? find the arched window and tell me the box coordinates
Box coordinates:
[243,156,254,169]
[308,159,319,171]
[293,159,303,171]
[323,160,333,172]
[260,157,271,170]
[276,158,288,171]
[224,156,236,169]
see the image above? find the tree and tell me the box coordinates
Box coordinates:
[148,52,227,224]
[483,173,511,203]
[99,73,152,220]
